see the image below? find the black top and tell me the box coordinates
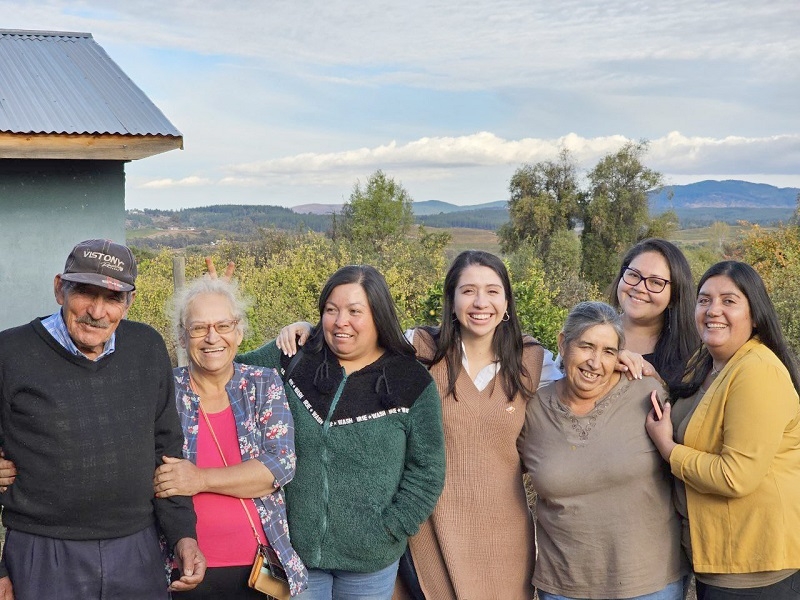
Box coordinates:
[0,318,195,576]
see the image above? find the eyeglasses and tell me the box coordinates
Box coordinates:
[621,267,670,294]
[184,319,240,338]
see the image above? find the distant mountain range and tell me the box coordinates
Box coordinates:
[292,199,507,216]
[126,180,799,249]
[651,180,799,211]
[651,180,798,227]
[294,180,798,220]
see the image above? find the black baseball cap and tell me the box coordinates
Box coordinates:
[60,239,137,292]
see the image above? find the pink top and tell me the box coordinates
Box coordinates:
[194,406,268,567]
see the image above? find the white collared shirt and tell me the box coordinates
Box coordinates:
[41,310,116,361]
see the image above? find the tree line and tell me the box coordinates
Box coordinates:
[129,159,800,364]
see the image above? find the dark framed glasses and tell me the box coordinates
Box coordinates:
[185,319,240,338]
[621,266,670,294]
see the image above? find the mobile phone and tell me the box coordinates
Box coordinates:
[650,390,664,421]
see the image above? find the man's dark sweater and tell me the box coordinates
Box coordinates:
[0,318,195,574]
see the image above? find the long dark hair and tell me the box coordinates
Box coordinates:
[305,265,416,358]
[421,250,537,402]
[609,238,700,389]
[674,260,800,398]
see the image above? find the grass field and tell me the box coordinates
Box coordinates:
[671,224,755,245]
[126,227,163,239]
[442,226,500,256]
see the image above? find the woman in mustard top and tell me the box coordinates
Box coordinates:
[647,261,800,599]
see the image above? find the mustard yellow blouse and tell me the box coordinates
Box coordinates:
[670,337,800,573]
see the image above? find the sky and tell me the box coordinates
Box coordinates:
[4,0,800,210]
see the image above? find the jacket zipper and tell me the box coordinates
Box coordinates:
[313,368,347,564]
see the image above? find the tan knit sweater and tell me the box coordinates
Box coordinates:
[400,329,544,600]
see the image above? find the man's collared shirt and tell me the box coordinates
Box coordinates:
[41,311,115,361]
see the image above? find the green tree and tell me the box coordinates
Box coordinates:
[580,141,663,289]
[645,210,679,240]
[737,223,800,355]
[336,170,415,251]
[511,263,568,352]
[507,237,600,317]
[682,243,722,281]
[498,148,584,255]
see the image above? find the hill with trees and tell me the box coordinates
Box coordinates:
[127,181,798,250]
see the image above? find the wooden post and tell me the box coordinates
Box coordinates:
[173,256,188,367]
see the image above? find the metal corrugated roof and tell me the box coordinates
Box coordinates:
[0,29,181,137]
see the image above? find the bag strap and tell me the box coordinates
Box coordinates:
[191,374,262,546]
[284,348,303,380]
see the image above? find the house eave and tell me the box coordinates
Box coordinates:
[0,132,183,160]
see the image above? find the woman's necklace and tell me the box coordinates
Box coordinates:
[710,360,727,377]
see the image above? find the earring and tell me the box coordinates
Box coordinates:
[502,311,510,322]
[452,314,459,323]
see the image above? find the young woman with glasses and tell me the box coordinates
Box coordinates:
[609,238,700,391]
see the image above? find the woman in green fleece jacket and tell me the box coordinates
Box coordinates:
[238,265,446,600]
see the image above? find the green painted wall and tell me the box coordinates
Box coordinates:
[0,160,126,330]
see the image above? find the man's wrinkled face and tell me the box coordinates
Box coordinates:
[54,275,134,359]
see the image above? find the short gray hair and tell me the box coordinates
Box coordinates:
[562,301,625,350]
[172,277,250,343]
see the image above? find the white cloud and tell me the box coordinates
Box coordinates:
[221,131,800,184]
[140,176,212,189]
[649,132,800,174]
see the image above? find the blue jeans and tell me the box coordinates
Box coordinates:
[295,560,399,600]
[538,578,683,600]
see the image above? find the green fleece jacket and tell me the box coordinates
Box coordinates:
[238,341,445,572]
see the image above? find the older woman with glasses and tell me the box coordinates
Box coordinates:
[610,239,700,390]
[153,277,307,598]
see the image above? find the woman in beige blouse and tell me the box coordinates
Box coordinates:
[519,301,685,600]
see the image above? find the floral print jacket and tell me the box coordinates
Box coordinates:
[174,363,308,596]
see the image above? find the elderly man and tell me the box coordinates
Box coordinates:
[0,239,205,600]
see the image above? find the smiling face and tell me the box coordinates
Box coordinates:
[558,323,621,401]
[695,275,753,364]
[55,275,133,360]
[616,251,672,326]
[183,292,243,376]
[452,264,509,343]
[322,282,383,368]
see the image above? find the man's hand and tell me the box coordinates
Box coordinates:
[169,538,206,592]
[0,450,17,493]
[0,576,15,600]
[154,456,206,498]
